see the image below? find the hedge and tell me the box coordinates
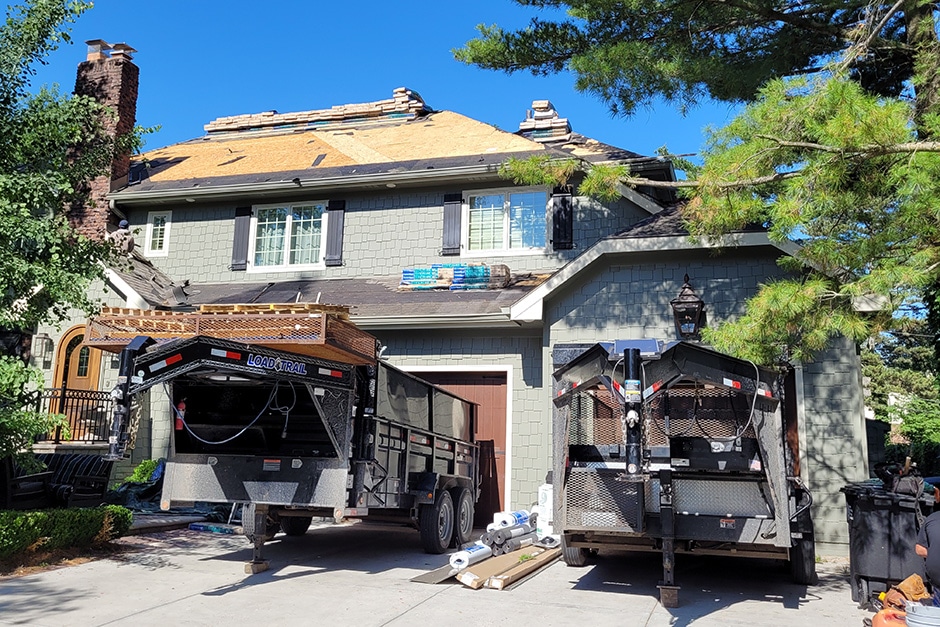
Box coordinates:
[0,505,133,560]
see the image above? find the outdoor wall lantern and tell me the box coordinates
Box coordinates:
[33,333,54,369]
[670,275,705,340]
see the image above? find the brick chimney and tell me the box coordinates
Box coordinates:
[69,40,139,240]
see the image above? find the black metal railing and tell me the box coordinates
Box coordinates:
[34,388,112,444]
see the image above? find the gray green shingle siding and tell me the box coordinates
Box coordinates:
[129,190,652,284]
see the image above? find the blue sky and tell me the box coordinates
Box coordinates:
[29,1,740,159]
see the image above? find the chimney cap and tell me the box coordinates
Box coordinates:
[110,43,136,60]
[85,39,111,61]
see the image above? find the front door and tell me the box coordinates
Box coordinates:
[417,372,507,526]
[53,327,103,440]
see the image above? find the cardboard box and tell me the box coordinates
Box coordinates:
[487,547,561,590]
[455,547,547,589]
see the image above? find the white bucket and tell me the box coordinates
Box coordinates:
[906,602,940,626]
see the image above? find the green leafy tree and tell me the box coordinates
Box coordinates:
[457,2,940,366]
[0,1,140,465]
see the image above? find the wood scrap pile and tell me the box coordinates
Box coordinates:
[413,508,560,590]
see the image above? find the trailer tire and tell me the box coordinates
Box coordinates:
[562,536,590,567]
[450,487,474,548]
[242,503,279,543]
[419,489,454,554]
[280,516,313,537]
[789,537,817,585]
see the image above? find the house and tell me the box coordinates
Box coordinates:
[36,42,869,554]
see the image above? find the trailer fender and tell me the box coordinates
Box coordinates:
[412,472,468,504]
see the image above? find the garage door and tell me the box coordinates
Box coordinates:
[418,372,507,527]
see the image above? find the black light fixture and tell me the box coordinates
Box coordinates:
[670,274,705,339]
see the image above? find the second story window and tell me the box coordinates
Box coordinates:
[464,188,548,254]
[145,211,171,257]
[250,203,326,270]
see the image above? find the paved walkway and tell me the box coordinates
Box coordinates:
[128,512,210,535]
[1,520,872,626]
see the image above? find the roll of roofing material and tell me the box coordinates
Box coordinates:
[500,531,539,553]
[480,531,496,546]
[494,509,537,528]
[493,522,535,544]
[449,543,493,570]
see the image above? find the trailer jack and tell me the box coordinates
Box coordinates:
[658,469,680,608]
[245,504,271,575]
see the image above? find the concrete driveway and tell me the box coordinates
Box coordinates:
[0,521,871,626]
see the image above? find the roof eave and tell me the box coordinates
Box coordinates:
[109,163,508,207]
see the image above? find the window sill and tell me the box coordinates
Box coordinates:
[246,264,326,273]
[460,249,548,259]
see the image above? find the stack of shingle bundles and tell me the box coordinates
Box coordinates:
[450,264,490,290]
[479,509,539,555]
[400,266,439,290]
[488,263,511,288]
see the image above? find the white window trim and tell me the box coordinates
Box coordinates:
[246,201,329,273]
[460,186,550,258]
[144,210,171,257]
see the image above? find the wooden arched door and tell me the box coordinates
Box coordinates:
[51,326,103,440]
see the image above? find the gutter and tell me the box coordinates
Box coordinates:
[108,163,507,206]
[351,312,525,331]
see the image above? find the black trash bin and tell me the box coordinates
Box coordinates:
[841,479,934,604]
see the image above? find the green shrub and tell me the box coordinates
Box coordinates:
[124,459,160,484]
[0,505,133,560]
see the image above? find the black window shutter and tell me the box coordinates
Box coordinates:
[441,193,462,256]
[231,206,252,271]
[551,189,573,250]
[325,199,346,266]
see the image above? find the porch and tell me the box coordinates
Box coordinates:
[34,387,112,445]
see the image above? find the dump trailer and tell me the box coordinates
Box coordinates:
[107,335,479,570]
[552,340,814,607]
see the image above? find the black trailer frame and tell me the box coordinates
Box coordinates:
[551,340,815,607]
[107,335,480,570]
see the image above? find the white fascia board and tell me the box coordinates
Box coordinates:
[853,294,889,312]
[104,267,151,310]
[616,183,666,215]
[510,231,785,323]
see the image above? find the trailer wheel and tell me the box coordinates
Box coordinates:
[419,489,454,554]
[242,504,279,543]
[280,516,313,537]
[562,536,590,567]
[789,537,817,585]
[449,487,474,548]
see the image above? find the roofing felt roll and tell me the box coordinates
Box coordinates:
[449,543,493,570]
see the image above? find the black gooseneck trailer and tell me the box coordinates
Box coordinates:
[552,340,815,607]
[107,335,479,572]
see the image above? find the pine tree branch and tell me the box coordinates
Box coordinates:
[754,134,940,156]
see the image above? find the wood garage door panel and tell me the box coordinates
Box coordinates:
[419,373,507,525]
